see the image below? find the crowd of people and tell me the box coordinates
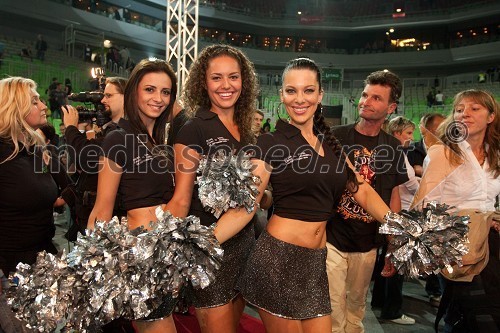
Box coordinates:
[0,43,499,333]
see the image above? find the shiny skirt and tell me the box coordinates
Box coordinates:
[191,222,255,308]
[140,293,177,321]
[237,230,330,319]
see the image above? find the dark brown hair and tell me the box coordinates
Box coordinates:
[123,59,177,148]
[282,58,360,192]
[364,70,402,104]
[282,57,342,153]
[182,44,259,145]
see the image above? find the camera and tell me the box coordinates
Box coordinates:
[67,67,112,127]
[68,91,111,127]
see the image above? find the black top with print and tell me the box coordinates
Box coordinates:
[102,118,174,211]
[176,108,245,226]
[327,123,408,252]
[254,119,348,222]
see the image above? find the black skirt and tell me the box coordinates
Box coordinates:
[237,230,330,319]
[140,293,177,321]
[191,222,255,308]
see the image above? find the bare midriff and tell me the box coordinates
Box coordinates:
[127,205,162,230]
[266,214,327,249]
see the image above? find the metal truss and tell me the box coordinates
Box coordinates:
[166,0,199,95]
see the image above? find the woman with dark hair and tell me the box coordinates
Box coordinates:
[88,58,178,333]
[237,58,402,333]
[164,44,259,333]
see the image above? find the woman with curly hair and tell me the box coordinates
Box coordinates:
[165,44,259,332]
[237,58,403,333]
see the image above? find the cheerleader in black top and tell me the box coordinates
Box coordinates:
[165,44,259,333]
[237,58,400,333]
[88,59,178,333]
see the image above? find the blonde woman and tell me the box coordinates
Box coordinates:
[0,77,60,281]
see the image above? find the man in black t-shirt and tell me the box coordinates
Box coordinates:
[326,70,411,332]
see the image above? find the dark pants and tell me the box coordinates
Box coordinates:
[437,230,500,333]
[425,273,443,297]
[36,50,45,61]
[371,245,404,320]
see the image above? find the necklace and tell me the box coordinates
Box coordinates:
[475,145,487,167]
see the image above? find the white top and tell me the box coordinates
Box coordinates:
[412,141,500,212]
[399,154,420,211]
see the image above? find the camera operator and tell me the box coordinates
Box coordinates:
[62,77,128,240]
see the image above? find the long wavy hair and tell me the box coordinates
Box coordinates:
[124,58,177,149]
[182,44,259,145]
[439,89,500,177]
[0,77,45,163]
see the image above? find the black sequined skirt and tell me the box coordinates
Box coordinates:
[191,222,255,308]
[237,230,330,319]
[140,293,177,321]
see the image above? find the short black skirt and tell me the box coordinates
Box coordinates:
[237,230,330,319]
[140,293,177,321]
[191,221,255,308]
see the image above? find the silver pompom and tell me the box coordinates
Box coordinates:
[6,208,223,332]
[380,202,469,279]
[197,150,261,218]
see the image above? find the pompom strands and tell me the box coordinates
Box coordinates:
[380,202,470,279]
[6,208,223,332]
[197,150,261,218]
